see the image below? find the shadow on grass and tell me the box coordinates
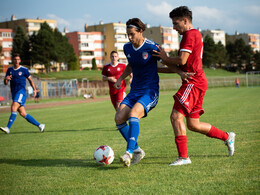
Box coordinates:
[0,158,120,170]
[7,128,115,134]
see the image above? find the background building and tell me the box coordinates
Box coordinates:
[227,32,260,52]
[85,22,128,64]
[0,15,56,35]
[66,31,104,69]
[201,29,226,46]
[0,29,13,72]
[143,26,179,53]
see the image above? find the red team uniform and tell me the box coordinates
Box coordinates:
[173,29,208,118]
[102,63,127,109]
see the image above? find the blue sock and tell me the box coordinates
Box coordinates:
[7,111,17,129]
[25,114,40,127]
[127,117,140,154]
[116,122,139,150]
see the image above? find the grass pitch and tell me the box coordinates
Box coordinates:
[0,87,259,194]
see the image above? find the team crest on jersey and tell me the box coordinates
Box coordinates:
[108,69,110,71]
[127,54,131,58]
[117,68,120,71]
[142,52,148,60]
[18,72,22,76]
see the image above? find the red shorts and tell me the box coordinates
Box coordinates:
[173,84,205,118]
[110,90,126,109]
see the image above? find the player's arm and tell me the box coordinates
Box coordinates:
[114,64,132,89]
[27,76,37,97]
[102,75,117,83]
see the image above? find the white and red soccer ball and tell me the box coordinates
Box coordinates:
[94,145,114,165]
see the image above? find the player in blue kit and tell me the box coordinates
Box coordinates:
[0,54,45,134]
[114,18,191,167]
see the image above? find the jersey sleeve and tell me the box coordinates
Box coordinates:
[25,68,30,78]
[102,66,107,76]
[180,31,194,53]
[153,43,161,61]
[5,68,11,77]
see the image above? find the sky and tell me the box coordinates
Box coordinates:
[1,0,260,35]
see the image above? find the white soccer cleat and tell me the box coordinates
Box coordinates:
[119,152,132,167]
[38,124,45,132]
[224,132,236,156]
[132,148,145,165]
[0,127,10,134]
[169,157,192,166]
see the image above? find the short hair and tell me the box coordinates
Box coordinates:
[110,51,118,56]
[13,53,20,59]
[169,6,192,22]
[126,18,146,32]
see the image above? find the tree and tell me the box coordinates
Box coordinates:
[215,41,228,68]
[203,35,216,67]
[226,38,254,72]
[30,22,56,72]
[92,58,97,70]
[12,26,30,65]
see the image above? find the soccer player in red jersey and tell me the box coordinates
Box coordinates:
[153,6,236,166]
[102,51,131,110]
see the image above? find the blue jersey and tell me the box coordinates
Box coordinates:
[5,66,30,95]
[124,39,160,91]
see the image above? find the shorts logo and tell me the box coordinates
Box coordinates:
[18,72,22,76]
[142,52,148,60]
[108,69,110,71]
[127,54,131,58]
[130,137,135,141]
[117,68,120,71]
[184,102,189,107]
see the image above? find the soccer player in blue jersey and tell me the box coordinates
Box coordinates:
[114,18,191,167]
[0,54,45,134]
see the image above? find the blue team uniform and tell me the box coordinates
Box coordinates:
[122,38,160,115]
[5,66,30,106]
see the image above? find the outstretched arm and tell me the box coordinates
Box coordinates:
[114,65,132,89]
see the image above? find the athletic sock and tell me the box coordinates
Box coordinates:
[175,135,189,158]
[7,111,17,129]
[206,126,229,141]
[127,117,140,154]
[116,122,139,150]
[25,114,40,127]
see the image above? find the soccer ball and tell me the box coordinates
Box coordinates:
[94,145,114,165]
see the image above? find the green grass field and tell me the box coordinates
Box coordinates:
[0,87,259,194]
[36,68,241,81]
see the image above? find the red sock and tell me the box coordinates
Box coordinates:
[175,135,188,158]
[206,126,228,141]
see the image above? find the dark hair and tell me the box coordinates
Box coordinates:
[169,6,192,22]
[110,51,118,56]
[13,53,20,58]
[126,18,146,32]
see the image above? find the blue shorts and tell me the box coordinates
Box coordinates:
[121,89,159,117]
[12,90,27,107]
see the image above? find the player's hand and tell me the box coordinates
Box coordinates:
[152,45,168,63]
[6,75,12,81]
[33,90,37,98]
[114,80,121,90]
[178,72,195,83]
[109,77,117,83]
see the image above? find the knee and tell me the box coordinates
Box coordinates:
[115,113,126,125]
[170,111,182,125]
[19,111,27,118]
[187,122,198,131]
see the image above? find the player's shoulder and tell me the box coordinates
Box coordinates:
[20,65,29,71]
[186,29,202,37]
[104,63,111,67]
[144,39,159,49]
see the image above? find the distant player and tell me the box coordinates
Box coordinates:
[0,54,45,134]
[153,6,236,166]
[102,51,131,110]
[114,18,191,167]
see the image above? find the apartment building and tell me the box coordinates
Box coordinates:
[85,22,128,64]
[66,31,104,69]
[227,32,260,52]
[143,26,179,53]
[0,29,13,72]
[0,15,56,35]
[201,29,226,46]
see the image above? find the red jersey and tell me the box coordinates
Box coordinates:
[102,63,127,94]
[179,29,208,91]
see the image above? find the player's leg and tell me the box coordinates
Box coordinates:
[169,108,191,166]
[18,106,45,132]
